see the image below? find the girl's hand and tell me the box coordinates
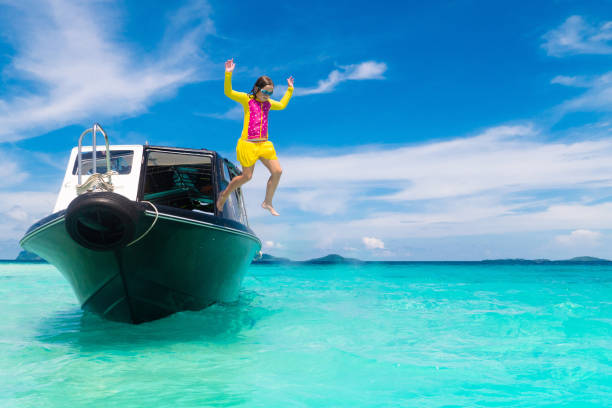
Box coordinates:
[225,58,235,73]
[287,76,294,88]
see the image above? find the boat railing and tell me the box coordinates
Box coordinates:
[76,123,114,194]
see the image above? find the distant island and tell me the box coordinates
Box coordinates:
[4,251,612,265]
[480,256,611,264]
[0,251,47,263]
[253,253,364,265]
[253,254,612,265]
[301,254,364,265]
[14,250,45,262]
[253,253,293,264]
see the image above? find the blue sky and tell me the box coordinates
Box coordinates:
[1,0,612,260]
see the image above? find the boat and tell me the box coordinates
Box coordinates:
[20,124,261,324]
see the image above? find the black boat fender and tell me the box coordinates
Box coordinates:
[65,192,140,251]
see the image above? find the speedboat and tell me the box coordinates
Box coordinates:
[20,124,261,324]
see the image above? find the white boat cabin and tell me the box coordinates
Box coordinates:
[55,145,143,213]
[54,142,248,226]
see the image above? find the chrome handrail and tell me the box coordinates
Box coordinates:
[77,123,111,185]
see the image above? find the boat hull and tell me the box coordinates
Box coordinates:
[21,209,261,324]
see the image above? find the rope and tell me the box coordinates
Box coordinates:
[127,201,159,247]
[76,171,117,195]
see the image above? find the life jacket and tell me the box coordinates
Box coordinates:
[247,99,271,141]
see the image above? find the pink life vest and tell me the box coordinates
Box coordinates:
[247,99,271,141]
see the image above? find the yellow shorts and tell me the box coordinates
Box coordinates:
[236,138,277,167]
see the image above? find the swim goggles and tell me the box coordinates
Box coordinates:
[260,89,273,96]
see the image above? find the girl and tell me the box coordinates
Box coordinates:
[217,58,294,216]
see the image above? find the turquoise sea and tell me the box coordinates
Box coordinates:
[1,262,611,407]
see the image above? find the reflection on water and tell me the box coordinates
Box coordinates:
[35,290,269,350]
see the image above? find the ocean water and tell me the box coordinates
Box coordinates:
[0,262,611,407]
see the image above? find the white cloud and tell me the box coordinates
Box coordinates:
[250,202,612,251]
[6,206,28,221]
[294,61,387,96]
[556,71,612,113]
[544,17,612,117]
[362,237,384,250]
[0,150,58,242]
[239,122,612,258]
[0,0,214,142]
[542,16,612,56]
[550,75,590,87]
[344,203,612,238]
[264,240,283,249]
[244,123,612,205]
[555,229,603,246]
[0,151,28,188]
[283,188,351,215]
[0,192,56,241]
[344,61,387,80]
[199,105,244,121]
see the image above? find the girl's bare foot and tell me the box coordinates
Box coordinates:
[262,202,280,216]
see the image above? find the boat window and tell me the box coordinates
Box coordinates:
[222,161,232,183]
[143,151,214,213]
[72,150,134,175]
[234,187,248,225]
[223,161,248,225]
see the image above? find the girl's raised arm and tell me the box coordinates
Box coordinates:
[270,76,294,110]
[224,58,248,103]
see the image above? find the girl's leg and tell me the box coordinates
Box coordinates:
[259,158,282,216]
[216,165,255,212]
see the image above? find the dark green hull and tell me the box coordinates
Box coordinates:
[20,210,261,324]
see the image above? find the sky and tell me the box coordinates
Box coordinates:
[1,0,612,260]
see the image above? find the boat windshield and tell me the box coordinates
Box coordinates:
[72,150,134,175]
[221,160,248,225]
[143,151,214,213]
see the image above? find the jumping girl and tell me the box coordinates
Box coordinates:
[216,58,294,216]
